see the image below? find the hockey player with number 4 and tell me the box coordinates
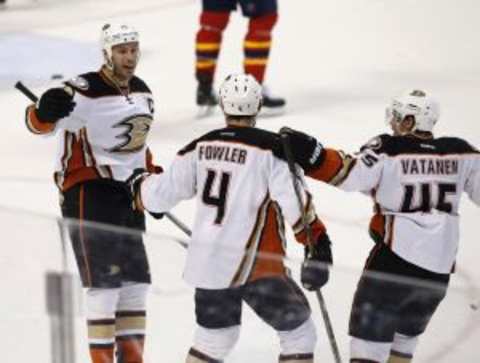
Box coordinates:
[281,89,480,363]
[129,74,332,363]
[24,23,161,363]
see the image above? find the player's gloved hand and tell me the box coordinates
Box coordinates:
[35,87,76,123]
[279,127,324,173]
[301,233,333,291]
[127,168,164,219]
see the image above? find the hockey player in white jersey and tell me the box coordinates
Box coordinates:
[281,89,480,363]
[129,74,333,363]
[24,23,161,363]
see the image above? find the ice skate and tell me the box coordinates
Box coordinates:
[260,85,286,117]
[196,82,218,119]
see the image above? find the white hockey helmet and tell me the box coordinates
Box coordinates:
[386,89,440,132]
[219,73,263,116]
[100,22,140,69]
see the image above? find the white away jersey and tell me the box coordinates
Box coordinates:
[25,68,155,190]
[140,126,322,289]
[312,134,480,273]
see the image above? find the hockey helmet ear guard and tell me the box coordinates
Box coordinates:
[101,23,140,69]
[385,89,440,132]
[219,73,263,116]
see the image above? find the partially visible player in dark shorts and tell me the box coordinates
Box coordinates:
[195,276,311,331]
[61,179,151,289]
[23,22,159,363]
[349,244,449,363]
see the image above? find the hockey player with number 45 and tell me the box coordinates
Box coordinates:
[281,89,480,363]
[24,23,160,363]
[129,74,333,363]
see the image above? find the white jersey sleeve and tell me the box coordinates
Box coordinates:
[308,134,479,274]
[338,147,385,194]
[464,152,480,206]
[138,127,326,289]
[141,150,196,212]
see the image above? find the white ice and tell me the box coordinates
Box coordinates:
[0,0,479,362]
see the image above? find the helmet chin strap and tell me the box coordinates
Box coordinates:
[103,50,114,71]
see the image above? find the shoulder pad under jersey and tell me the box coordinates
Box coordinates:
[129,75,152,94]
[433,137,480,154]
[64,72,115,98]
[359,134,391,153]
[177,127,283,158]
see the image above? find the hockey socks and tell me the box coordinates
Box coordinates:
[195,11,230,85]
[244,13,278,84]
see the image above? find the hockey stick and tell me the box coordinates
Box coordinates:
[279,131,343,363]
[165,212,192,239]
[15,81,193,243]
[15,81,38,102]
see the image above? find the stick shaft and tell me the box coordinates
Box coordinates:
[279,132,342,363]
[15,81,38,102]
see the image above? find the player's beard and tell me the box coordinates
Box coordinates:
[114,64,136,85]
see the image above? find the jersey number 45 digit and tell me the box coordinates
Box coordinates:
[401,182,456,213]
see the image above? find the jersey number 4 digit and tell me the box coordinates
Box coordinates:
[202,169,231,224]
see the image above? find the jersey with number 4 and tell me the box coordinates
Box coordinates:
[25,68,156,191]
[140,126,325,289]
[309,134,480,274]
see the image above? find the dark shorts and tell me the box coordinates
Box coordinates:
[203,0,277,17]
[349,244,449,341]
[195,276,311,331]
[61,179,151,288]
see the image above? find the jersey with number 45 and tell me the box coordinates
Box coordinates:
[25,68,156,191]
[308,134,480,274]
[139,126,326,289]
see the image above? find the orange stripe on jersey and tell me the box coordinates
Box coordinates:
[80,129,97,167]
[231,195,270,286]
[25,105,55,134]
[368,213,386,244]
[295,219,327,245]
[145,147,163,173]
[62,168,101,191]
[58,130,103,191]
[249,202,287,281]
[306,148,345,183]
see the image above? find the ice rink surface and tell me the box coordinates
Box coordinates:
[1,0,479,362]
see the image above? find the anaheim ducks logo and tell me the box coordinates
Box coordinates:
[108,114,153,153]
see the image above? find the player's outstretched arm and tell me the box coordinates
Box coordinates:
[25,87,75,135]
[278,127,325,173]
[269,154,333,289]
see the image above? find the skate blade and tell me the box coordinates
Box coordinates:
[196,105,217,119]
[259,105,286,118]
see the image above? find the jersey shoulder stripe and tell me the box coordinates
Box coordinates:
[65,72,151,98]
[361,134,479,156]
[177,127,283,158]
[129,75,152,94]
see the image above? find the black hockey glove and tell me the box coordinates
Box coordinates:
[127,168,164,219]
[279,127,324,173]
[301,233,333,291]
[35,87,75,123]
